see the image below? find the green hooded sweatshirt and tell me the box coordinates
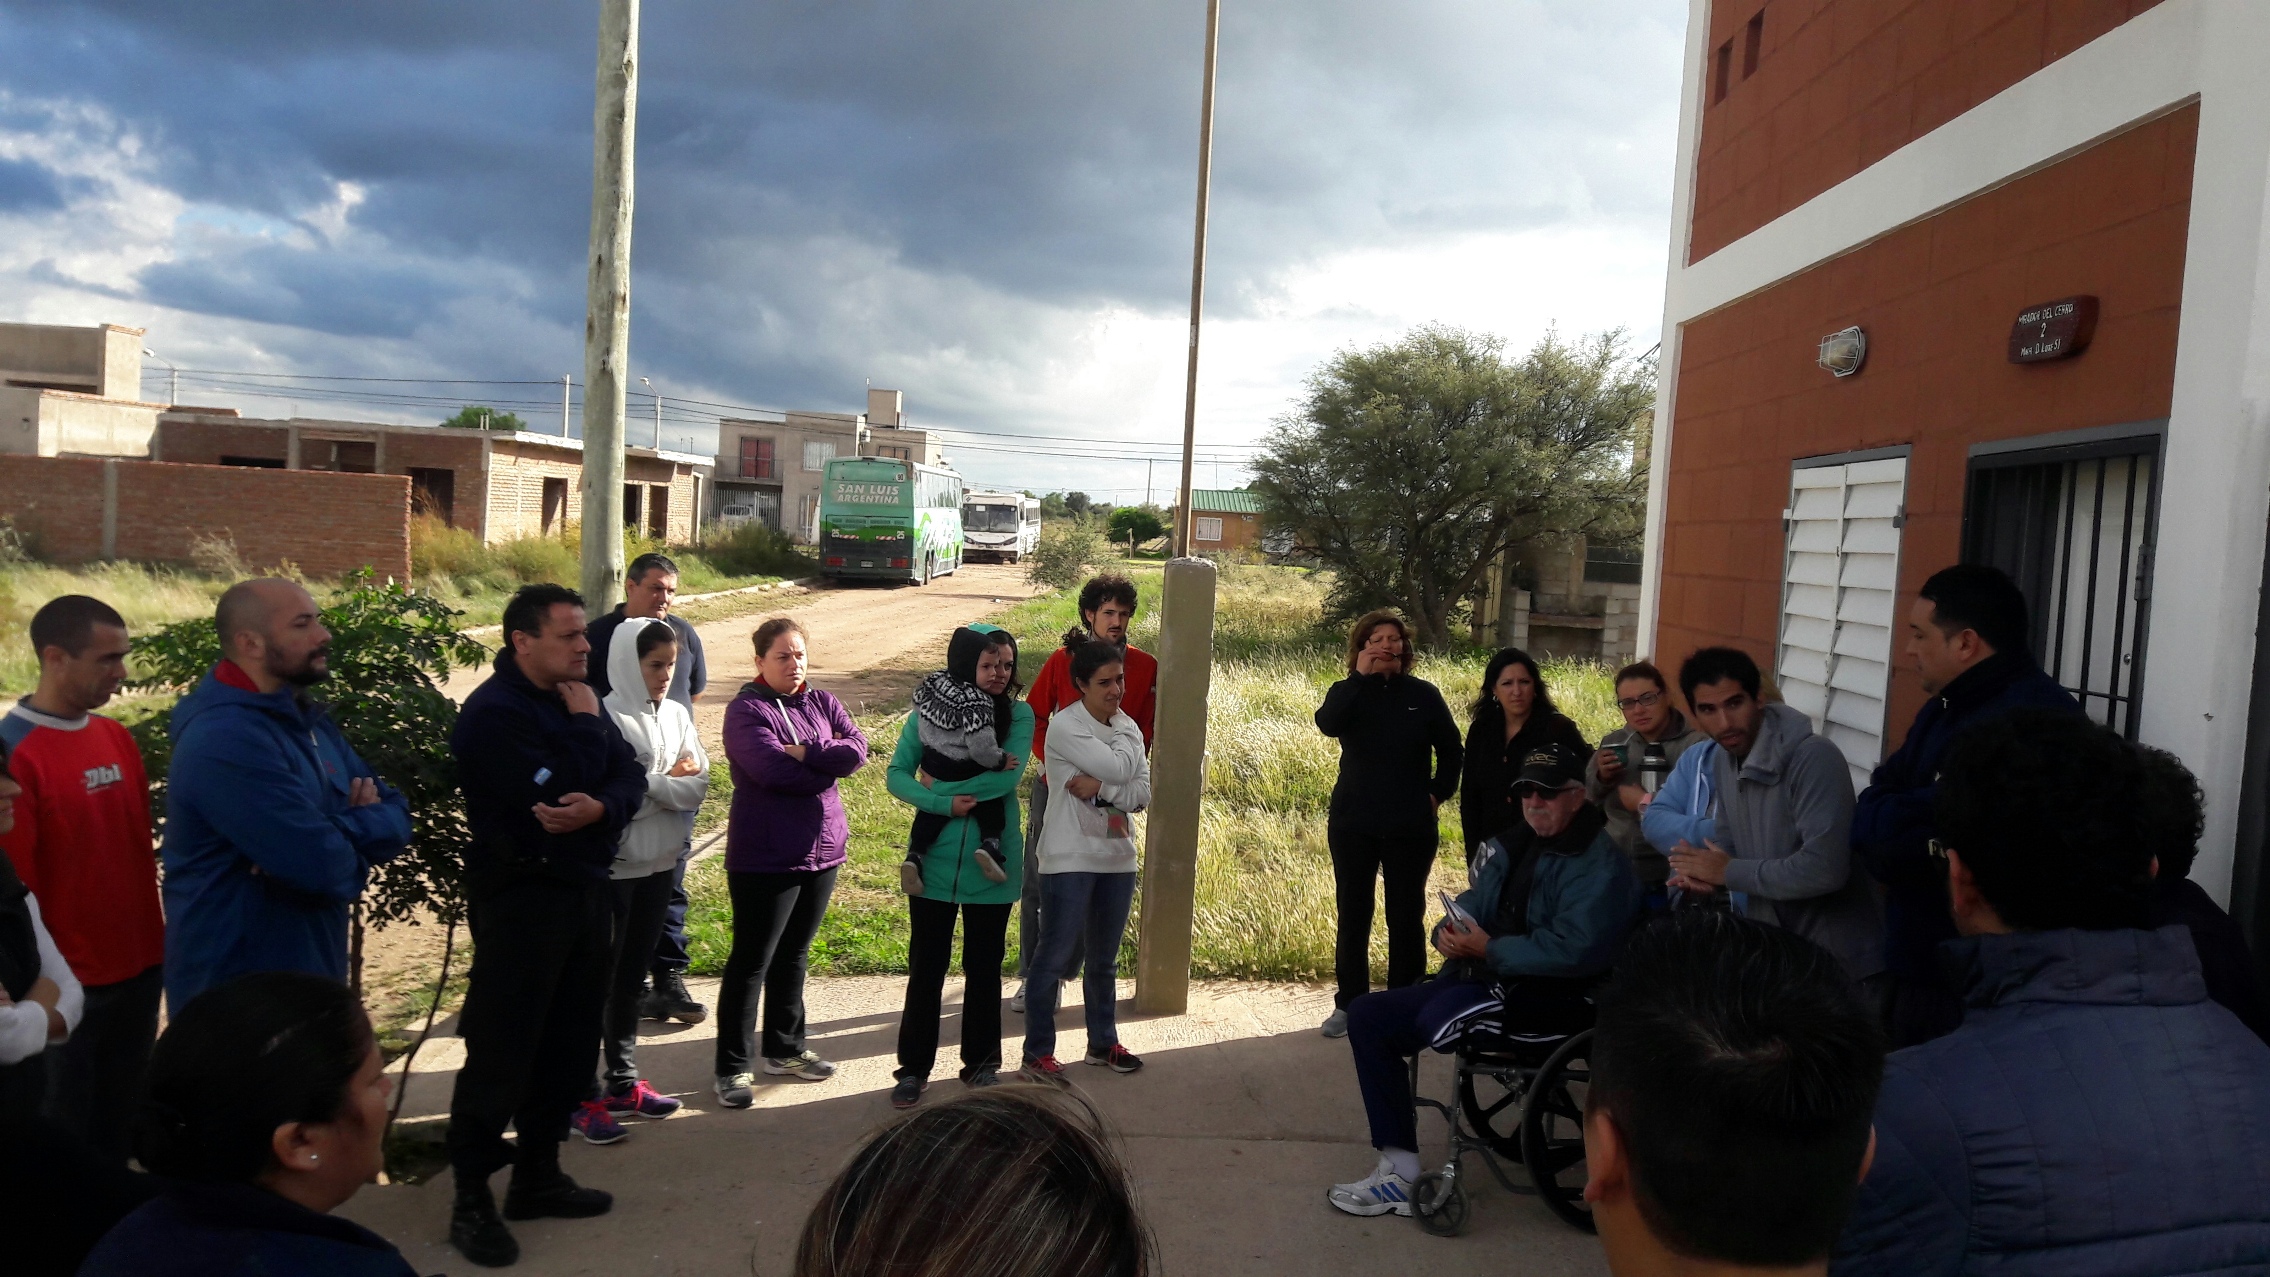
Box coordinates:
[886,622,1033,905]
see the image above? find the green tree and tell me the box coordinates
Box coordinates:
[1026,519,1112,590]
[440,405,529,432]
[1108,504,1167,545]
[1038,492,1071,519]
[1251,325,1653,649]
[126,573,491,988]
[1063,491,1093,518]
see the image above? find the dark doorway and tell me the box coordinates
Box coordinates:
[1961,429,2161,737]
[220,455,285,469]
[542,477,569,535]
[408,468,456,524]
[622,483,643,529]
[648,484,669,540]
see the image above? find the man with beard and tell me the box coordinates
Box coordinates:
[160,578,410,1009]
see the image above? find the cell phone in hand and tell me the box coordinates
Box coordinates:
[1438,889,1476,931]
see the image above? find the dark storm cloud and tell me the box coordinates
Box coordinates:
[0,154,65,210]
[0,0,1682,435]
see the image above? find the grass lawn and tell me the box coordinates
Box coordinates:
[682,562,1623,984]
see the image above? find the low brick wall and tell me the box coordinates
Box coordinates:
[0,456,410,580]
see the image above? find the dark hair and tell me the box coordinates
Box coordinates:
[2135,742,2204,882]
[28,594,126,658]
[754,615,807,659]
[1590,912,1885,1266]
[628,551,680,585]
[1343,609,1415,676]
[502,582,585,646]
[1612,660,1667,693]
[1470,646,1560,720]
[1934,709,2155,929]
[1678,646,1761,704]
[135,971,373,1182]
[1077,574,1139,624]
[1070,640,1125,688]
[1917,563,2031,658]
[635,621,679,662]
[795,1087,1152,1277]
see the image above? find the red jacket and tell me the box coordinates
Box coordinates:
[0,702,164,986]
[1027,643,1156,774]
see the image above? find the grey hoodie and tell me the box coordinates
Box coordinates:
[1710,701,1883,981]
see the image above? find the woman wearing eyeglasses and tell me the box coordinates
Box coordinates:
[1584,660,1707,891]
[1457,647,1588,863]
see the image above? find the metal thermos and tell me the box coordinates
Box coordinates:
[1637,742,1671,794]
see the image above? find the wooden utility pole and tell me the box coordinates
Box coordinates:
[580,0,638,612]
[1170,0,1221,557]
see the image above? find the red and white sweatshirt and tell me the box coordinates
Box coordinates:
[0,701,164,988]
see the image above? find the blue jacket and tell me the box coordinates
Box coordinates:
[1852,653,2080,983]
[1639,737,1718,852]
[1446,806,1642,982]
[79,1180,418,1277]
[161,666,409,1008]
[1833,927,2270,1276]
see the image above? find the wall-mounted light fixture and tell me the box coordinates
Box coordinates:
[1817,326,1867,378]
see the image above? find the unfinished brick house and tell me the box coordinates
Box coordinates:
[154,411,714,543]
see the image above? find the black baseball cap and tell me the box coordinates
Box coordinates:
[1509,740,1586,795]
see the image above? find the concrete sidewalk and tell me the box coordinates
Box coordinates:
[347,976,1610,1276]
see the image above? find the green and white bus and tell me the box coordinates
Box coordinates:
[817,455,965,585]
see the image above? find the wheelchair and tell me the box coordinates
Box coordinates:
[1406,1013,1596,1236]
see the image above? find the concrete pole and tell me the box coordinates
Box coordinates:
[1135,555,1218,1014]
[580,0,638,611]
[1170,0,1221,558]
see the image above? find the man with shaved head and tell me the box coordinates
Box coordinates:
[160,578,411,1008]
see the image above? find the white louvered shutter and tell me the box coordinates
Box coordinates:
[1776,456,1908,791]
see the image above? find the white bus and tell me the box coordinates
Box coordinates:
[961,490,1041,563]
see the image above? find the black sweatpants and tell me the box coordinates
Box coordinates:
[1329,823,1439,1010]
[714,866,839,1074]
[896,895,1012,1081]
[908,749,1006,854]
[448,875,613,1178]
[45,962,162,1165]
[598,871,677,1092]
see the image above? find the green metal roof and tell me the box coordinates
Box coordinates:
[1187,488,1262,514]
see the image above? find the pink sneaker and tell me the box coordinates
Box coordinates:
[602,1080,683,1119]
[1021,1055,1069,1085]
[570,1099,629,1145]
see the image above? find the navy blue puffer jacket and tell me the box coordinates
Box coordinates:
[1832,926,2270,1276]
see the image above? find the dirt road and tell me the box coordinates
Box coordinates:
[681,560,1044,737]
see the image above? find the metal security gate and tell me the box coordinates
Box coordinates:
[1779,451,1910,791]
[1963,429,2161,737]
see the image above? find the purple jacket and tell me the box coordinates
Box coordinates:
[723,680,868,873]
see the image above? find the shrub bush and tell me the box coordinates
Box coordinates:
[701,520,816,579]
[1026,519,1112,589]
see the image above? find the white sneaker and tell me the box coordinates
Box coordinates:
[763,1050,837,1081]
[1010,982,1027,1013]
[1321,1009,1349,1038]
[1328,1165,1415,1217]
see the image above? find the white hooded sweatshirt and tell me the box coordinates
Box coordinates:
[602,617,711,880]
[1037,700,1151,876]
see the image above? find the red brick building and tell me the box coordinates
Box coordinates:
[156,411,712,543]
[1641,0,2270,919]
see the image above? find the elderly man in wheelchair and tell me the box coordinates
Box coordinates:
[1328,739,1644,1221]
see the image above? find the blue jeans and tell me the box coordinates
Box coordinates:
[1021,870,1136,1062]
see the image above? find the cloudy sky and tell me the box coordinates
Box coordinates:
[0,0,1687,499]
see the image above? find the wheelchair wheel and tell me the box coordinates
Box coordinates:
[1520,1029,1596,1233]
[1455,1058,1527,1162]
[1411,1172,1468,1237]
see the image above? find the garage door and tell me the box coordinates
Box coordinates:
[1777,453,1909,791]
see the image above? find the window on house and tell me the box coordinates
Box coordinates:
[220,455,285,469]
[1713,41,1732,103]
[1963,432,2161,737]
[804,440,835,472]
[739,436,775,480]
[1742,11,1763,78]
[877,445,911,461]
[1583,542,1643,585]
[1195,516,1224,543]
[408,467,456,525]
[1778,452,1910,791]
